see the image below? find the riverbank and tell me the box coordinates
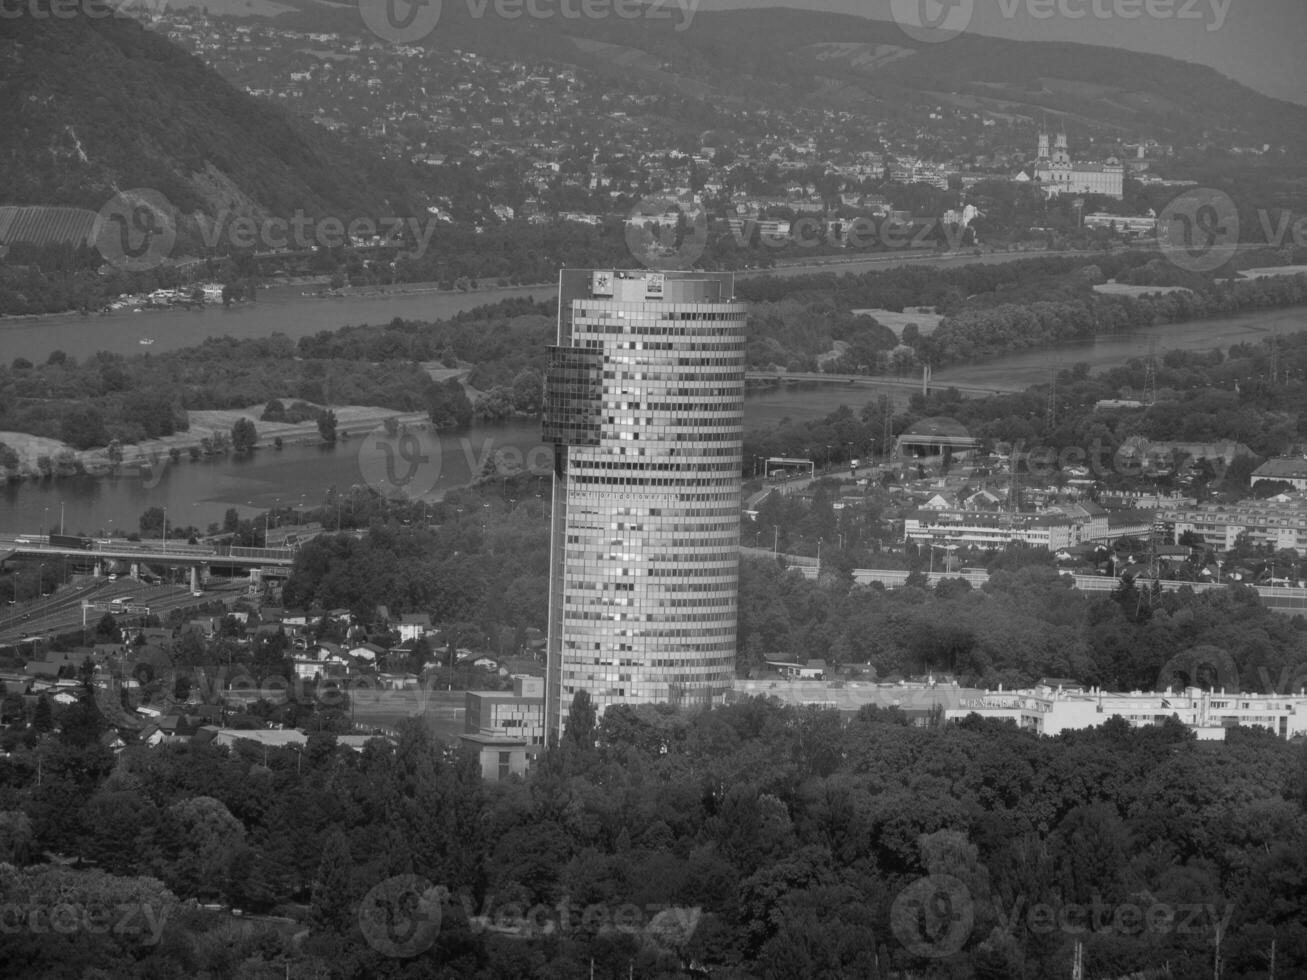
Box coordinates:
[0,404,435,484]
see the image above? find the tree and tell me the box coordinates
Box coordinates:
[140,506,165,537]
[94,613,120,642]
[562,690,597,753]
[317,409,338,445]
[231,417,258,454]
[32,695,53,733]
[310,828,355,931]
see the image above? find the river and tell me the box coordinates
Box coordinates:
[0,247,1095,365]
[1,257,1304,536]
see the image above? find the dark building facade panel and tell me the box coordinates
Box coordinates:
[542,346,604,446]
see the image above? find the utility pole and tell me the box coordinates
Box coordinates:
[881,395,893,461]
[1144,338,1159,407]
[1046,363,1057,429]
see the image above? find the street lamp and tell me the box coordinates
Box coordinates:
[162,505,168,552]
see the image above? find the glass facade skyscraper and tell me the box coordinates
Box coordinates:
[543,269,747,741]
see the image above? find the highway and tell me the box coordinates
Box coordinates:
[0,534,294,568]
[0,578,243,644]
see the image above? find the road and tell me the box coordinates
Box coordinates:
[0,578,242,644]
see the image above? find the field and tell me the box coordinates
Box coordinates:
[346,688,467,742]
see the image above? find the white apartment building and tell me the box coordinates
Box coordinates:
[947,685,1307,740]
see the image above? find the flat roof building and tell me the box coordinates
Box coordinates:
[1160,492,1307,551]
[543,269,747,742]
[947,685,1307,740]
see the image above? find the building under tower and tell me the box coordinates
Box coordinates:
[542,269,747,742]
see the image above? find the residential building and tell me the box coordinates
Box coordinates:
[904,503,1145,551]
[1252,458,1307,491]
[947,685,1307,740]
[396,613,432,642]
[1083,213,1157,233]
[1160,493,1307,550]
[904,510,1081,551]
[542,269,746,741]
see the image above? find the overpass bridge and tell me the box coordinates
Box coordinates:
[0,535,297,590]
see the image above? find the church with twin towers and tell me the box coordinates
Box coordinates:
[541,269,747,741]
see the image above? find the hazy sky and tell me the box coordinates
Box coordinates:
[706,0,1307,106]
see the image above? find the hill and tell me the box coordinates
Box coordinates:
[0,5,423,247]
[276,3,1307,152]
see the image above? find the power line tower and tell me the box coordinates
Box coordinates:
[1143,339,1159,407]
[881,395,893,460]
[1045,363,1058,430]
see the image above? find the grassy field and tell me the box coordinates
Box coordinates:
[347,688,467,742]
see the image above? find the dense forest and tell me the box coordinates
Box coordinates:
[3,688,1305,979]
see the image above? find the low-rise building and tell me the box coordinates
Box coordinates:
[1252,458,1307,491]
[947,685,1307,740]
[1160,493,1307,550]
[464,675,545,752]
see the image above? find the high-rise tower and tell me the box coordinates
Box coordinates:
[542,269,747,742]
